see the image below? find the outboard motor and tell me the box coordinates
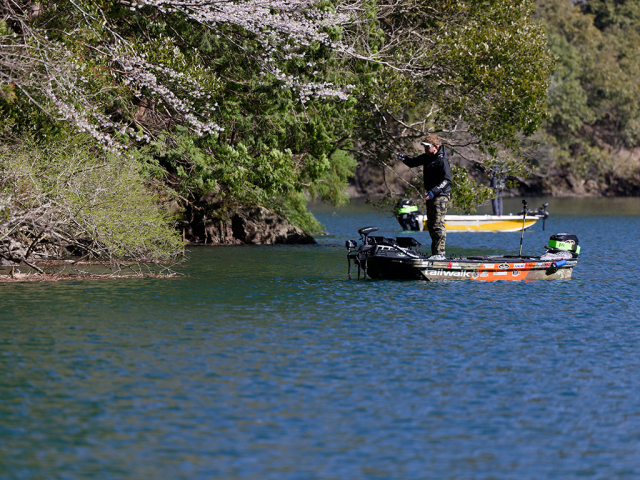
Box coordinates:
[394,198,422,231]
[547,233,580,256]
[540,233,580,263]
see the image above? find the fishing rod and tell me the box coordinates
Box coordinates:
[518,199,527,257]
[358,131,426,203]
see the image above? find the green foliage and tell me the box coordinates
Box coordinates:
[150,127,356,231]
[356,0,553,144]
[0,84,17,104]
[1,19,17,104]
[0,136,183,261]
[436,0,553,143]
[449,165,495,214]
[1,0,362,236]
[132,8,361,230]
[307,150,358,207]
[274,192,326,234]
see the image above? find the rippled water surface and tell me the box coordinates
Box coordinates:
[2,198,640,479]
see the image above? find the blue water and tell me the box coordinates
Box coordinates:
[1,198,640,479]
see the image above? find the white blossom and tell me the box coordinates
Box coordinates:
[2,0,360,152]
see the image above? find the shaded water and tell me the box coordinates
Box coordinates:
[2,198,640,479]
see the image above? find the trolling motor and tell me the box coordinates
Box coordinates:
[519,201,550,230]
[346,226,423,280]
[394,198,423,232]
[346,226,379,279]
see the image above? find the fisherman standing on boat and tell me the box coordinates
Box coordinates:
[397,134,452,260]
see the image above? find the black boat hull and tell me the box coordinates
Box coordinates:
[364,255,575,281]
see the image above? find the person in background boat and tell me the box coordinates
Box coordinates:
[397,134,452,260]
[490,166,506,216]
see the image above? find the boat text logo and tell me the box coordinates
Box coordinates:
[426,269,474,278]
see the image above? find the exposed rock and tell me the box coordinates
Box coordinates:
[203,216,242,245]
[233,207,316,244]
[512,167,640,197]
[191,206,316,245]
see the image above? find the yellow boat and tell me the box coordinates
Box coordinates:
[395,199,549,233]
[444,214,541,232]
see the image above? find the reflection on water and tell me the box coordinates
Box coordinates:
[1,198,640,480]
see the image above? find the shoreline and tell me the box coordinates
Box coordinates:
[0,259,180,283]
[0,270,181,283]
[0,271,180,283]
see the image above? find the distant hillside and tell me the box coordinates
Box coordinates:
[530,0,640,196]
[349,0,640,199]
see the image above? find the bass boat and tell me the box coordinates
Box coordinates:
[345,226,580,282]
[395,199,550,232]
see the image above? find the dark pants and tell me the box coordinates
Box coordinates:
[426,196,448,255]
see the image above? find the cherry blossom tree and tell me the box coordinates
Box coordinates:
[1,0,357,149]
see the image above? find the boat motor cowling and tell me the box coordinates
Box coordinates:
[394,198,422,232]
[395,198,418,215]
[547,233,580,255]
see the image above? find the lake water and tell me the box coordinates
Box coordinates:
[2,197,640,479]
